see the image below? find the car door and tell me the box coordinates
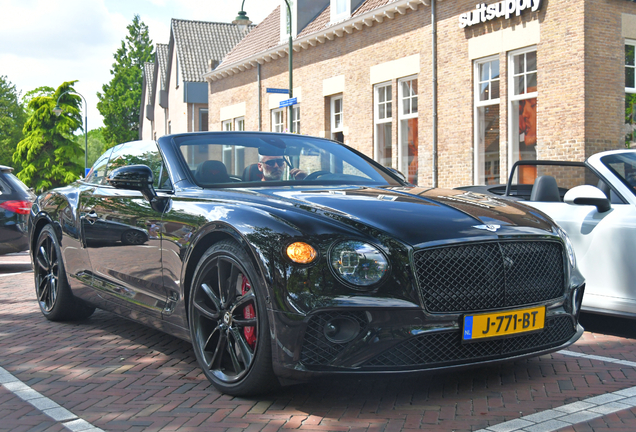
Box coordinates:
[79,141,170,317]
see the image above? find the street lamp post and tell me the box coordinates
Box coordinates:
[53,90,88,176]
[234,0,295,133]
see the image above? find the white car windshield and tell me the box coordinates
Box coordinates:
[172,133,402,187]
[601,152,636,196]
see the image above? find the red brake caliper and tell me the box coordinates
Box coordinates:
[241,275,256,348]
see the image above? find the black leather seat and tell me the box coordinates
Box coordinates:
[242,163,263,182]
[530,175,561,202]
[195,160,230,186]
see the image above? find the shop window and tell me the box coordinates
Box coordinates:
[272,109,284,132]
[626,40,636,146]
[374,82,393,168]
[292,106,300,134]
[398,77,418,184]
[474,56,501,185]
[331,95,344,143]
[508,47,538,184]
[199,109,208,131]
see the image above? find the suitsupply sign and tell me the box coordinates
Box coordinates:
[459,0,543,28]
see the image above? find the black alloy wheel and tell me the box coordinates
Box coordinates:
[121,229,146,245]
[34,224,95,321]
[189,240,277,396]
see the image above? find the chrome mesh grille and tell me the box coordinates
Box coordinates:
[413,241,565,313]
[364,315,574,368]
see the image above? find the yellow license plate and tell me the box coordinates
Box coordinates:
[462,306,545,341]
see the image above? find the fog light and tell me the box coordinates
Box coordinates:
[286,242,317,264]
[323,316,360,344]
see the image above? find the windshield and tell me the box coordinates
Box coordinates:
[601,152,636,197]
[173,132,402,188]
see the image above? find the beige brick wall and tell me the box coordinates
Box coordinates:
[208,0,636,188]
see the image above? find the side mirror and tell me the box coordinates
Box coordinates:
[564,185,611,213]
[107,165,157,202]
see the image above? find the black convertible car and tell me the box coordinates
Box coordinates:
[29,132,585,395]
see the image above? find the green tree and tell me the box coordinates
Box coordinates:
[0,76,27,166]
[97,15,153,148]
[13,81,84,192]
[73,127,108,168]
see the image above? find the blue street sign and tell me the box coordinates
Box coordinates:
[266,88,289,94]
[279,97,297,108]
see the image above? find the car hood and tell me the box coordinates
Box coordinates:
[237,185,557,247]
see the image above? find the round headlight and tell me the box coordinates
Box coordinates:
[330,241,388,287]
[556,226,576,268]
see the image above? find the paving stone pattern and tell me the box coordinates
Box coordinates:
[2,254,636,431]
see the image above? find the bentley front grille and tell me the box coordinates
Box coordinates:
[413,241,565,313]
[364,315,575,368]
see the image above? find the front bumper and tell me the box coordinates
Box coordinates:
[269,290,584,381]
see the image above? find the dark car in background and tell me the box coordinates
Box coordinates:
[28,132,585,396]
[0,165,35,255]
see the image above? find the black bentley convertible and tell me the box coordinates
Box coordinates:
[29,132,585,395]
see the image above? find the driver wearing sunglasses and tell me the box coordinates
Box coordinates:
[258,155,307,181]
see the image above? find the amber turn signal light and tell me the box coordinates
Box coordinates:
[286,242,317,264]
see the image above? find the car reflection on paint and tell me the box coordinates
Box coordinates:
[81,216,149,246]
[29,132,585,396]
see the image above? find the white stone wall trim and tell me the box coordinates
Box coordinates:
[370,54,420,85]
[323,75,345,97]
[220,102,246,121]
[468,19,540,60]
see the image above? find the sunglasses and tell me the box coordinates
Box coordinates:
[262,158,285,167]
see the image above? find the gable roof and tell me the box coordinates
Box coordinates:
[143,62,155,103]
[171,18,255,83]
[220,6,282,68]
[209,0,430,80]
[156,43,169,89]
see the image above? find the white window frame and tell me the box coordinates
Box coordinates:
[507,46,538,174]
[331,0,350,23]
[222,119,232,131]
[474,55,501,184]
[397,76,418,178]
[627,39,636,93]
[292,106,300,134]
[374,81,393,166]
[331,95,344,139]
[234,117,245,131]
[272,108,284,132]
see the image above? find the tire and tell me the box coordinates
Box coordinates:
[121,229,147,245]
[189,240,278,396]
[34,224,95,321]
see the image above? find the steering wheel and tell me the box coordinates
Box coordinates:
[304,170,331,181]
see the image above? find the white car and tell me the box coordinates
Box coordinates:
[458,149,636,318]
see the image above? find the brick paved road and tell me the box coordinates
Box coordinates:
[2,252,636,432]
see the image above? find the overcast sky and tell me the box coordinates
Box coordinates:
[0,0,273,131]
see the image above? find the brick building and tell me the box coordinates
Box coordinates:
[204,0,636,188]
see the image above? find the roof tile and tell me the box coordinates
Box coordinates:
[172,19,254,82]
[220,0,400,68]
